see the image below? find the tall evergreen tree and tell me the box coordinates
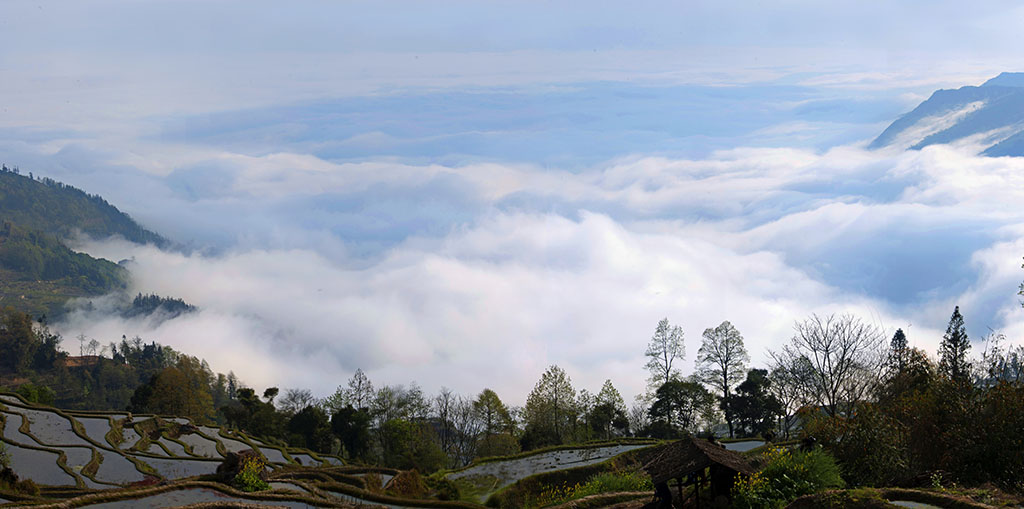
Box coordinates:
[889,328,909,374]
[938,306,971,381]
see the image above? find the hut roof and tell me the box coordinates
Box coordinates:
[643,437,756,485]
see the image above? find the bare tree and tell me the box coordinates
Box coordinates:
[772,314,884,418]
[450,395,481,466]
[434,387,458,464]
[627,399,650,436]
[278,388,316,414]
[768,354,813,438]
[696,320,749,437]
[645,318,685,390]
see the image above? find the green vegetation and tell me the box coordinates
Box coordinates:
[121,292,196,319]
[233,454,270,492]
[531,471,652,508]
[0,165,165,246]
[731,447,844,508]
[0,221,127,318]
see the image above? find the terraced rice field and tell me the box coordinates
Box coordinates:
[288,452,321,466]
[259,445,290,464]
[723,440,765,452]
[84,487,319,508]
[17,406,94,447]
[74,416,114,445]
[91,449,147,485]
[177,432,221,458]
[447,443,651,492]
[1,442,76,486]
[0,392,339,489]
[138,456,219,479]
[269,481,312,493]
[150,437,186,456]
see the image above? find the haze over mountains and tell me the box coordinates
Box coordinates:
[872,72,1024,155]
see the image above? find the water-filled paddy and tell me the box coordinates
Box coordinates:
[16,406,92,447]
[326,490,402,508]
[1,411,34,443]
[92,450,146,485]
[155,438,188,457]
[260,446,289,464]
[270,481,311,493]
[889,501,942,509]
[140,457,218,479]
[119,426,142,450]
[2,442,76,486]
[75,416,113,445]
[86,487,319,508]
[215,433,253,453]
[448,444,650,492]
[177,433,220,458]
[723,440,765,452]
[144,443,170,456]
[60,446,93,469]
[289,452,320,466]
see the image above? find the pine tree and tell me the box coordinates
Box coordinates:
[938,306,971,381]
[889,328,909,373]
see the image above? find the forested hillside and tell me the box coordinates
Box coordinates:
[0,165,166,246]
[0,221,127,318]
[0,165,173,318]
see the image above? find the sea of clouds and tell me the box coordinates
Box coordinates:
[4,0,1024,404]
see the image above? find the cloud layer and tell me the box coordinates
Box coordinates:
[5,0,1024,404]
[53,143,1024,404]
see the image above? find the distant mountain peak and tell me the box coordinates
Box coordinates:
[871,73,1024,156]
[981,72,1024,88]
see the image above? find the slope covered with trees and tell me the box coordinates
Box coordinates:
[0,221,127,318]
[0,165,166,246]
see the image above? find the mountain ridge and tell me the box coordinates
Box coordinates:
[871,72,1024,155]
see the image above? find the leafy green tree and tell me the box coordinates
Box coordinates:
[380,419,446,473]
[720,369,782,437]
[15,383,55,406]
[647,378,715,438]
[325,368,375,414]
[938,306,971,382]
[522,365,578,449]
[287,405,333,453]
[129,356,215,422]
[588,380,628,439]
[331,405,372,460]
[473,388,511,437]
[695,320,749,437]
[644,318,685,390]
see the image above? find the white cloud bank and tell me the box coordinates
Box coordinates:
[54,143,1024,404]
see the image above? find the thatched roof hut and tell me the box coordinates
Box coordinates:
[643,437,756,507]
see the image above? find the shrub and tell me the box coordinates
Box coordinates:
[426,476,461,501]
[533,471,652,508]
[0,441,8,469]
[732,447,844,509]
[232,454,270,492]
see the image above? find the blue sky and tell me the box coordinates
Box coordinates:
[3,0,1024,402]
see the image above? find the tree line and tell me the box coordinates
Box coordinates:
[2,298,1024,484]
